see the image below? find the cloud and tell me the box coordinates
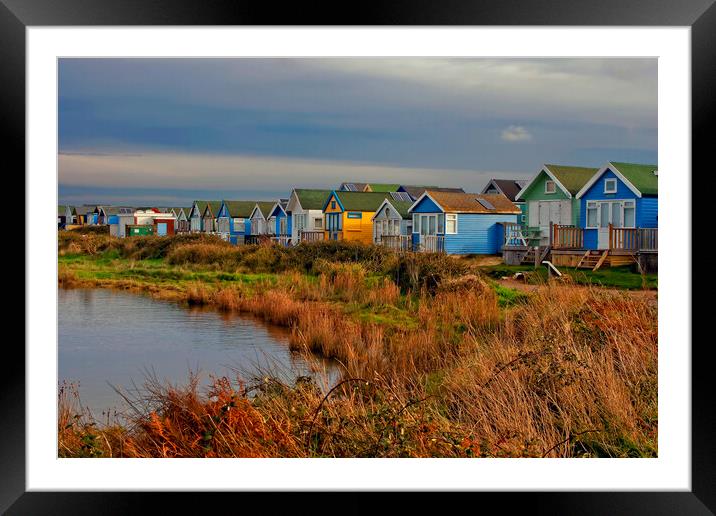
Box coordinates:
[501,126,533,142]
[57,151,530,197]
[57,58,657,187]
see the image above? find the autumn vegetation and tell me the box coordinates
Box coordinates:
[58,232,658,458]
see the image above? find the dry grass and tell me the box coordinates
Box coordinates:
[58,235,658,458]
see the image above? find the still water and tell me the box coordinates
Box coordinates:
[59,288,338,416]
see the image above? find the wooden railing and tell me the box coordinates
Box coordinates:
[300,230,324,243]
[419,235,445,253]
[377,235,412,252]
[609,225,658,251]
[551,224,584,249]
[503,223,541,248]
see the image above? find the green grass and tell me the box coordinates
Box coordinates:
[60,253,280,287]
[492,282,530,307]
[481,264,657,290]
[342,300,419,330]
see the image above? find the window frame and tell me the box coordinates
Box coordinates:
[545,180,556,194]
[623,200,636,228]
[586,201,598,229]
[604,178,618,194]
[445,213,458,234]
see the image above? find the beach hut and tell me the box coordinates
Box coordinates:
[481,179,529,223]
[267,199,291,245]
[362,183,401,193]
[286,188,332,244]
[216,200,257,244]
[249,201,280,237]
[408,191,521,254]
[338,182,369,192]
[514,164,599,245]
[575,162,658,251]
[188,201,209,232]
[107,207,135,237]
[58,205,69,228]
[371,195,414,251]
[201,201,223,234]
[322,191,389,243]
[170,208,190,233]
[396,185,465,201]
[74,205,97,225]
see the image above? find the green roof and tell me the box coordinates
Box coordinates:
[610,162,658,195]
[253,201,277,218]
[545,164,599,195]
[294,189,333,210]
[366,183,401,192]
[192,201,211,215]
[332,191,391,212]
[382,199,414,219]
[204,201,223,217]
[221,200,258,218]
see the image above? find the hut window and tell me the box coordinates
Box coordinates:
[413,213,420,233]
[445,214,458,234]
[611,202,622,227]
[586,202,598,228]
[604,178,617,194]
[331,201,337,210]
[545,180,556,194]
[437,214,445,233]
[428,216,437,235]
[623,201,635,228]
[314,217,323,229]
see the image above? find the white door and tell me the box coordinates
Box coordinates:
[597,201,624,249]
[537,201,556,243]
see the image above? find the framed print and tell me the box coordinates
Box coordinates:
[4,0,711,512]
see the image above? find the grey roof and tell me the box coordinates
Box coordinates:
[400,185,465,200]
[481,179,529,202]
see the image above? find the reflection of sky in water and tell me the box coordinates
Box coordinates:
[59,288,338,417]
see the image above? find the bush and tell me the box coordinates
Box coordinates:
[61,233,473,292]
[391,252,469,293]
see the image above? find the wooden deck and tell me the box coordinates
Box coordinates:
[503,223,657,272]
[299,230,324,243]
[377,235,412,252]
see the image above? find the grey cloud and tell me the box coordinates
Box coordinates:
[501,126,533,142]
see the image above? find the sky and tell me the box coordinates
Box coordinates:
[58,58,657,207]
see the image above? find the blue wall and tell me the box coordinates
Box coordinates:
[638,197,658,228]
[579,168,658,249]
[270,207,291,237]
[410,196,443,214]
[580,169,636,202]
[218,203,252,241]
[444,213,518,254]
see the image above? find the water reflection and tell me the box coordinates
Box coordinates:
[59,288,340,417]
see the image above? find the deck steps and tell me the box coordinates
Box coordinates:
[520,248,537,265]
[574,250,637,271]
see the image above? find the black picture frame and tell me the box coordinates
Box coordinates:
[4,0,710,513]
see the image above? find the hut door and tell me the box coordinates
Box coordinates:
[597,201,623,249]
